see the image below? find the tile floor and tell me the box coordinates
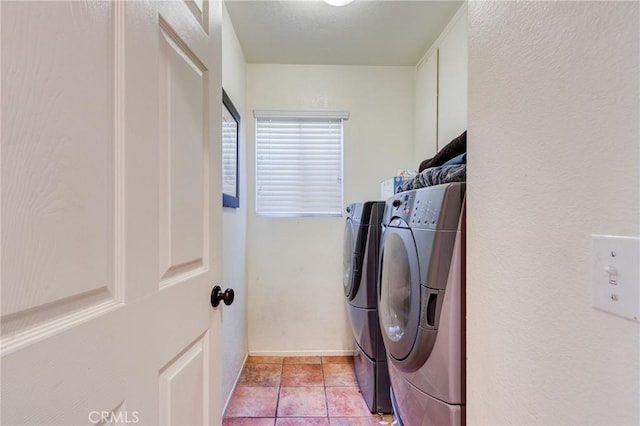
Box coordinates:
[224,356,395,426]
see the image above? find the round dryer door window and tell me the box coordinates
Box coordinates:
[379,228,421,360]
[342,220,356,297]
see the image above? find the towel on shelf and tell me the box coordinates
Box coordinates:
[418,131,467,172]
[442,152,466,166]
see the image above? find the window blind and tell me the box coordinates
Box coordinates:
[255,114,345,217]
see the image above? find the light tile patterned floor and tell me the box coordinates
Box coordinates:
[224,356,394,426]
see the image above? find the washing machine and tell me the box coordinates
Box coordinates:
[378,183,466,426]
[343,201,392,414]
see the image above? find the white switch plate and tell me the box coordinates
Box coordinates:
[591,235,639,322]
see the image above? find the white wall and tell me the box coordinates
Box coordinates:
[221,3,248,408]
[467,2,639,425]
[246,65,415,354]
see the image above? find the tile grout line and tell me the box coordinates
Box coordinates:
[322,357,330,422]
[275,359,283,422]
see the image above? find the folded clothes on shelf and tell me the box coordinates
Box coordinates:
[396,164,466,194]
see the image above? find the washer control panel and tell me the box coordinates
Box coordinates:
[347,201,381,225]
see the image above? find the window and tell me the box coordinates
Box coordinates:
[254,110,348,217]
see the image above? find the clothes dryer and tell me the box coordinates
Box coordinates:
[378,183,465,426]
[343,201,392,414]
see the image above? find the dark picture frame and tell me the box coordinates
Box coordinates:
[222,89,240,208]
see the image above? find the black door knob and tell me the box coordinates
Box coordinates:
[211,286,234,307]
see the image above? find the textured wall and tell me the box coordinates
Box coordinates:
[467,2,639,425]
[221,3,248,410]
[246,64,415,355]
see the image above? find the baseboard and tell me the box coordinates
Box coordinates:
[248,349,356,357]
[222,351,248,417]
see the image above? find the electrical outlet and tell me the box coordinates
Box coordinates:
[591,235,639,322]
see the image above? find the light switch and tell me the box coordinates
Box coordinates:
[591,235,639,322]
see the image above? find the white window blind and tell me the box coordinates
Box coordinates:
[255,112,346,217]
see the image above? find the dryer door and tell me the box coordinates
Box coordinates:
[378,226,421,362]
[343,219,358,299]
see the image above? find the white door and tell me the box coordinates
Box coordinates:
[1,1,225,425]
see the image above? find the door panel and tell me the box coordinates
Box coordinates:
[1,1,223,424]
[159,332,210,426]
[1,0,120,347]
[158,18,209,286]
[184,0,209,34]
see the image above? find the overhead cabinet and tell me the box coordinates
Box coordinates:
[415,6,468,162]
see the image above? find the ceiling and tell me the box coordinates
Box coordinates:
[224,0,463,66]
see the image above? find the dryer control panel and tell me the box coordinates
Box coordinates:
[383,183,465,231]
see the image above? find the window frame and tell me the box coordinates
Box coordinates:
[222,89,240,208]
